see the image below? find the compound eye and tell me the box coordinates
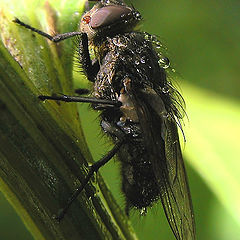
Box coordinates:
[90,5,131,29]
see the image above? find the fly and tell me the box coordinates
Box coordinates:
[14,0,196,239]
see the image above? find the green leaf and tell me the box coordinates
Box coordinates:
[0,0,138,239]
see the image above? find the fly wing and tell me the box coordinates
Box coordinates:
[162,117,196,240]
[130,86,196,240]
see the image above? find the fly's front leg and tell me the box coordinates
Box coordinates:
[13,18,83,42]
[77,33,99,82]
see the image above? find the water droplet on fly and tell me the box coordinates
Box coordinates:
[144,33,151,41]
[162,86,170,94]
[136,48,141,54]
[140,207,147,216]
[159,57,170,69]
[140,57,146,63]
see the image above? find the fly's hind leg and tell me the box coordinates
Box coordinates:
[54,139,124,221]
[38,94,123,221]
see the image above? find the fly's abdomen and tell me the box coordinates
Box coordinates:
[119,141,160,211]
[101,118,160,212]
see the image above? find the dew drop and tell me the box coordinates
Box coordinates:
[162,86,170,94]
[140,207,147,216]
[140,57,146,63]
[159,57,170,69]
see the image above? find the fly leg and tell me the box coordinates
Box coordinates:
[38,95,123,220]
[13,18,83,42]
[76,33,99,82]
[38,94,121,108]
[55,139,124,221]
[13,18,98,82]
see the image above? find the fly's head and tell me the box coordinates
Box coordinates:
[80,0,142,44]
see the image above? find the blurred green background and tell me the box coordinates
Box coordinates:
[1,0,240,239]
